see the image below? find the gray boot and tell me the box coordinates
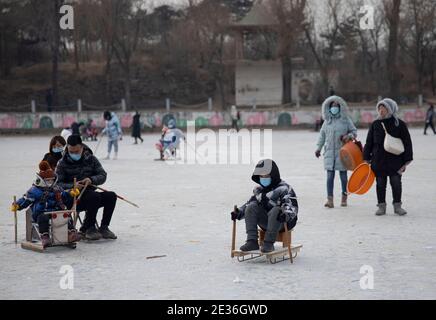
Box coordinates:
[375,203,386,216]
[240,240,259,252]
[261,241,275,253]
[393,202,407,216]
[324,196,334,208]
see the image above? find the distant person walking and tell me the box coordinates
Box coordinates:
[131,111,143,144]
[230,105,240,132]
[102,111,123,160]
[424,104,435,135]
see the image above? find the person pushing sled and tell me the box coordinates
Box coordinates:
[230,159,302,263]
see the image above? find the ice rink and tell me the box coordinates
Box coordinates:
[1,128,435,300]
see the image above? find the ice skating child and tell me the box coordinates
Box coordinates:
[315,95,357,208]
[102,111,123,160]
[230,159,298,253]
[11,161,81,248]
[363,98,413,216]
[155,119,185,160]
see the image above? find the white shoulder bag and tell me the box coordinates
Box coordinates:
[381,122,404,155]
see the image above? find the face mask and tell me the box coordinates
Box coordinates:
[330,106,340,116]
[70,153,82,161]
[52,147,63,154]
[260,177,272,188]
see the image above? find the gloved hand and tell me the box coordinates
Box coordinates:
[10,203,20,212]
[231,208,239,221]
[69,188,80,197]
[119,135,123,141]
[277,210,287,223]
[315,150,321,158]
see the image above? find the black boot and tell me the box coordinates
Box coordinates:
[99,226,117,239]
[240,240,259,252]
[41,233,51,248]
[261,241,275,253]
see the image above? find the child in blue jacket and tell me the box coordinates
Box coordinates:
[11,161,81,247]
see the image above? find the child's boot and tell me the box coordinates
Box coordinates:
[324,196,334,208]
[341,193,348,207]
[68,229,81,243]
[240,240,259,252]
[261,241,275,253]
[41,233,51,248]
[375,203,386,216]
[393,202,407,216]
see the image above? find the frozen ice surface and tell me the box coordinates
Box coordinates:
[0,129,435,299]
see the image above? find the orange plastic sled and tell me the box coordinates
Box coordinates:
[347,163,375,195]
[340,141,363,171]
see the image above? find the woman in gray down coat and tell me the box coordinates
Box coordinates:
[315,96,357,208]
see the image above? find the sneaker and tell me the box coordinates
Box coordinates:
[239,240,259,252]
[261,241,275,253]
[85,227,102,241]
[99,226,117,239]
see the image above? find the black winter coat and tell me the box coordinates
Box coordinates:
[131,114,141,138]
[56,148,107,190]
[363,117,413,177]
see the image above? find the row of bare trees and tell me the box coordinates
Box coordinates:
[0,0,435,108]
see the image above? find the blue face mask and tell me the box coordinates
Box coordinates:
[260,177,272,188]
[69,153,82,161]
[330,106,340,116]
[52,147,63,154]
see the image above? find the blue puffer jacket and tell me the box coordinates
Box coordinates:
[102,112,122,141]
[16,184,72,222]
[316,96,358,171]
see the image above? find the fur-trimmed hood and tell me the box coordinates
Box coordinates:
[321,95,350,123]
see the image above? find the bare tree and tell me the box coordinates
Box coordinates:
[385,0,402,99]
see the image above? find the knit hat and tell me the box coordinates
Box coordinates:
[377,98,399,126]
[38,161,56,179]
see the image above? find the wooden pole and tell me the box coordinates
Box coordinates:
[284,222,293,264]
[91,185,139,208]
[13,196,17,244]
[231,205,237,258]
[73,178,78,227]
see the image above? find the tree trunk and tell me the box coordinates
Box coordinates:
[282,56,292,104]
[386,0,402,99]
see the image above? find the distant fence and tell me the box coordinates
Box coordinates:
[0,106,427,130]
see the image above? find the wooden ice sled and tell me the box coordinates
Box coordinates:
[231,220,303,264]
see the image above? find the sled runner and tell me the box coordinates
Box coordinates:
[21,209,78,253]
[231,222,302,264]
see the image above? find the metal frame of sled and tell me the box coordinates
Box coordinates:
[231,219,302,264]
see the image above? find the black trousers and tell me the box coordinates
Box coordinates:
[376,174,402,204]
[424,121,436,134]
[75,190,117,231]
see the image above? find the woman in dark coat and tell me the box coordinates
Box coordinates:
[363,98,413,216]
[131,111,143,144]
[42,136,67,170]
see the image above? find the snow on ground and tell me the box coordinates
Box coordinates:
[0,129,435,300]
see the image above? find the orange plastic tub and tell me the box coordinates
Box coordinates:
[340,141,363,171]
[347,163,375,195]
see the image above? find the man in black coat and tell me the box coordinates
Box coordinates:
[56,135,118,240]
[363,98,413,216]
